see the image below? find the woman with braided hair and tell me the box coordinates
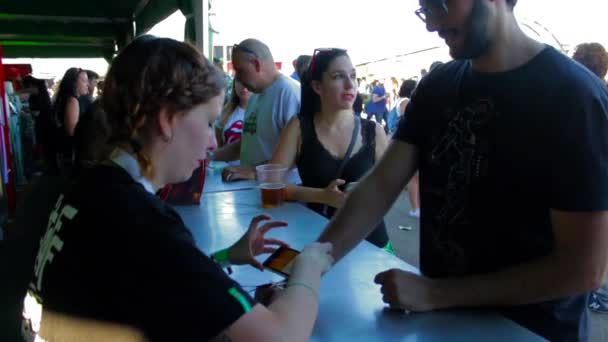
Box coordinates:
[27,36,333,342]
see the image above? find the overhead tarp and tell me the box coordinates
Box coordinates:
[0,0,181,58]
[135,0,181,36]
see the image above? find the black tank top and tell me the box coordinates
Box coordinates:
[296,114,389,248]
[55,95,79,155]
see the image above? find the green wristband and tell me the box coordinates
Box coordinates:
[287,282,319,300]
[212,248,231,268]
[383,241,395,255]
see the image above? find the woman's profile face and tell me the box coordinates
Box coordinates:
[235,80,251,104]
[76,71,89,96]
[162,93,223,184]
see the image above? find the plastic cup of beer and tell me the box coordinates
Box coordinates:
[256,164,288,208]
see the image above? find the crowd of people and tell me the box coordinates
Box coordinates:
[3,1,608,342]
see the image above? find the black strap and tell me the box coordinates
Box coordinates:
[335,115,361,179]
[322,116,360,215]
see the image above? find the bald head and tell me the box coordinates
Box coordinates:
[234,38,274,63]
[231,38,280,93]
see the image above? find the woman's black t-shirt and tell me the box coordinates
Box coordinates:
[28,164,256,340]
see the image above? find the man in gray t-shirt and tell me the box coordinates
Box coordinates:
[211,38,300,181]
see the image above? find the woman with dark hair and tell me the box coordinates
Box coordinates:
[52,67,89,173]
[397,79,417,113]
[385,79,418,135]
[271,48,391,250]
[215,79,251,147]
[27,36,333,341]
[71,100,111,177]
[23,76,56,172]
[353,92,364,116]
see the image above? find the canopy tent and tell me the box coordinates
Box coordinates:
[0,0,211,217]
[0,0,207,60]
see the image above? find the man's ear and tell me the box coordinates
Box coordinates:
[254,58,262,73]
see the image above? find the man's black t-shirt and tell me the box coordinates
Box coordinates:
[394,46,608,342]
[28,164,256,340]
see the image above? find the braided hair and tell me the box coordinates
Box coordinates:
[102,35,224,177]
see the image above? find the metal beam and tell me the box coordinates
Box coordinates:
[132,0,150,20]
[193,0,210,57]
[1,40,107,47]
[0,13,128,24]
[0,34,113,43]
[1,44,115,58]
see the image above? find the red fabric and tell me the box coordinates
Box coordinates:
[223,120,243,145]
[0,46,18,216]
[158,159,207,205]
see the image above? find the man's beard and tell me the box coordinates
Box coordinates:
[455,0,493,59]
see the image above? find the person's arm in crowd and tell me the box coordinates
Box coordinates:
[283,180,346,208]
[269,114,300,170]
[398,99,409,117]
[211,139,241,162]
[318,140,419,262]
[375,211,608,311]
[64,97,80,136]
[270,116,346,208]
[216,242,333,342]
[214,125,225,148]
[372,93,386,103]
[374,122,389,162]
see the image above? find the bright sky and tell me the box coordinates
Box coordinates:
[5,0,608,80]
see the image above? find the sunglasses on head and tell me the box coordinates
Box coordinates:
[309,48,347,76]
[232,44,258,58]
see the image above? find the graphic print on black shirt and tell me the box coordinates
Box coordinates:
[394,46,608,342]
[30,194,77,301]
[26,165,257,340]
[428,98,498,274]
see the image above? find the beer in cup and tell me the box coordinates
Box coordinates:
[256,164,288,208]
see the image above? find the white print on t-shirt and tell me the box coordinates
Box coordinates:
[30,194,78,295]
[428,98,497,273]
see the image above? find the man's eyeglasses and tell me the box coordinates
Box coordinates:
[415,0,448,23]
[309,48,347,76]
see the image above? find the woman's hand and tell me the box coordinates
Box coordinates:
[293,242,334,275]
[228,214,289,270]
[322,179,346,208]
[222,165,256,182]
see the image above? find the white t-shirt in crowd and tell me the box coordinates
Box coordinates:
[240,74,300,166]
[223,106,245,145]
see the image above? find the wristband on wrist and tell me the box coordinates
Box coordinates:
[287,282,319,300]
[212,248,231,268]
